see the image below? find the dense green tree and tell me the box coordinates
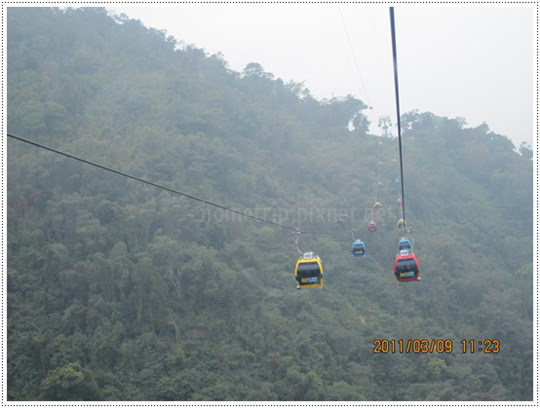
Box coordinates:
[40,362,102,400]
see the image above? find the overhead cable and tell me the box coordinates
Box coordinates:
[389,7,407,222]
[7,132,334,236]
[338,8,375,117]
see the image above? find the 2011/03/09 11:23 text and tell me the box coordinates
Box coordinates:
[373,339,500,354]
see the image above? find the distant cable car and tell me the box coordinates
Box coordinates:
[378,161,383,166]
[394,178,400,186]
[396,198,403,207]
[394,251,420,282]
[368,221,378,233]
[397,218,406,230]
[294,252,324,289]
[352,239,366,257]
[377,182,384,189]
[398,238,411,251]
[373,201,382,210]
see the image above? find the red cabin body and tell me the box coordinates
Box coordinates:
[394,252,420,282]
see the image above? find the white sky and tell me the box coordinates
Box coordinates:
[108,5,535,147]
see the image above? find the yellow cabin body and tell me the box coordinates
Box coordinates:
[294,253,324,289]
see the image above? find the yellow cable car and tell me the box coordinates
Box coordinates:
[294,252,324,289]
[397,218,406,230]
[373,201,382,210]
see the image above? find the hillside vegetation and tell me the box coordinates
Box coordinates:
[6,7,533,401]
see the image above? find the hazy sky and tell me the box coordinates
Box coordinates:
[109,5,535,147]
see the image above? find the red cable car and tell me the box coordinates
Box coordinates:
[394,250,420,282]
[368,221,378,233]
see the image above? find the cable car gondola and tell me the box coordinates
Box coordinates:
[398,238,411,251]
[377,181,384,190]
[373,201,382,210]
[368,221,378,233]
[397,218,406,230]
[396,198,402,208]
[352,240,366,257]
[294,252,324,289]
[394,249,420,282]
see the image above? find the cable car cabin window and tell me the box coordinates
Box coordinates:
[398,241,411,251]
[396,258,418,273]
[297,261,322,285]
[353,246,365,255]
[297,262,321,277]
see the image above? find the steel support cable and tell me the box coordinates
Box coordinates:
[351,210,372,238]
[368,178,378,223]
[338,8,377,123]
[294,221,304,255]
[371,172,379,221]
[294,230,304,255]
[328,8,359,92]
[369,142,383,223]
[393,158,401,198]
[370,8,392,110]
[393,159,400,184]
[8,133,337,236]
[389,7,407,223]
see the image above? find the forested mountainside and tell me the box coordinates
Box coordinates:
[6,7,533,401]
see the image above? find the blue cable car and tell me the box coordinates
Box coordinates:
[398,238,411,251]
[377,181,384,189]
[352,239,366,257]
[394,178,401,186]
